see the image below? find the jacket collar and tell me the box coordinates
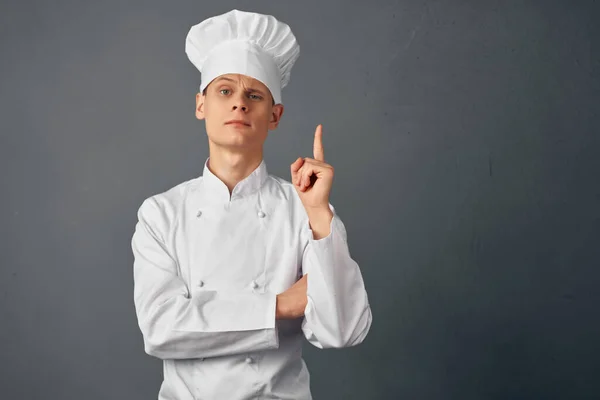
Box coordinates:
[201,157,269,203]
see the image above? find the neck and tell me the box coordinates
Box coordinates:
[206,143,264,195]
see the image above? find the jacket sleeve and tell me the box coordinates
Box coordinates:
[300,204,372,348]
[131,198,279,360]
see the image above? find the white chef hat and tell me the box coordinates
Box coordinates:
[185,9,300,105]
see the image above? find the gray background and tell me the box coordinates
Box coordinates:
[1,0,599,399]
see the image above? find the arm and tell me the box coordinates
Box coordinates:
[300,204,373,349]
[132,198,279,360]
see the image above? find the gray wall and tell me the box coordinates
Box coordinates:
[1,0,599,398]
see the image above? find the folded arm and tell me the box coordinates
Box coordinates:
[132,198,279,360]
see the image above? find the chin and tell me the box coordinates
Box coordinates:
[207,127,266,147]
[209,136,261,150]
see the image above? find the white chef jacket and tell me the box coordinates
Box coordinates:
[131,157,372,400]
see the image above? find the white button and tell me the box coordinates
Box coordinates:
[196,210,202,218]
[257,210,266,218]
[245,357,253,364]
[251,280,258,289]
[197,280,204,287]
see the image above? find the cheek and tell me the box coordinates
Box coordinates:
[203,103,223,123]
[258,108,273,124]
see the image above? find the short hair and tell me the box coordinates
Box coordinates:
[202,87,275,106]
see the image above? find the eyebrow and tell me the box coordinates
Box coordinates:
[214,77,235,84]
[213,77,266,96]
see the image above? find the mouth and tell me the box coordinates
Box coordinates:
[225,120,251,127]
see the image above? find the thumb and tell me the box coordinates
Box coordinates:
[291,157,303,173]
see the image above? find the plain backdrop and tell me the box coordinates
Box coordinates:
[1,0,599,399]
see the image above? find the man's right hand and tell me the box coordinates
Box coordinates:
[275,274,308,320]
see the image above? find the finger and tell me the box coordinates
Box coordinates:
[303,166,315,190]
[299,163,309,187]
[291,158,304,186]
[301,157,324,167]
[300,166,309,190]
[291,157,303,173]
[296,167,304,190]
[313,124,324,162]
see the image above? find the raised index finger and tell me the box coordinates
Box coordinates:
[313,124,324,162]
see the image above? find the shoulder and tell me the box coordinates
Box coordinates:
[264,173,303,206]
[267,173,295,194]
[135,176,199,226]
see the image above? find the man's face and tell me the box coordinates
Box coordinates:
[195,73,284,151]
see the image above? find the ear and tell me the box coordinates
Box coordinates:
[268,104,284,130]
[195,92,205,120]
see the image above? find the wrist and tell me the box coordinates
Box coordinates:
[306,207,333,240]
[275,294,287,320]
[305,204,331,217]
[275,294,306,319]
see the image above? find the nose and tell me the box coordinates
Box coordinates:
[232,93,248,112]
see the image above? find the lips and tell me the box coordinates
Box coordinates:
[225,120,251,126]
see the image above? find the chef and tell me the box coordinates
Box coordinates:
[131,9,372,400]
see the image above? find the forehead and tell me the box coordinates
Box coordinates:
[212,74,268,89]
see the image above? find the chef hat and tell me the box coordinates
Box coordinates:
[185,9,300,105]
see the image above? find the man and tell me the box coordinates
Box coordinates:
[131,9,372,400]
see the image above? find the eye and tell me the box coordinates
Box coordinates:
[219,89,230,95]
[249,93,263,100]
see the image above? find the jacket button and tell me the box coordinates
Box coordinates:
[257,210,266,218]
[196,210,202,218]
[245,357,253,364]
[251,280,258,289]
[198,280,204,287]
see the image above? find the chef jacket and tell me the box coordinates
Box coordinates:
[131,157,372,400]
